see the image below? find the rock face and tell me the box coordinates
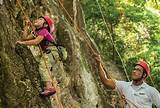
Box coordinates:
[0,0,124,108]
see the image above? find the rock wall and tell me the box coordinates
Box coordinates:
[0,0,124,108]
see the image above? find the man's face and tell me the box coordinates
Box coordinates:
[131,65,144,80]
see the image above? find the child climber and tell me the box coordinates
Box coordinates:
[16,16,57,97]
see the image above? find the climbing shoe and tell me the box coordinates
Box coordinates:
[40,87,56,97]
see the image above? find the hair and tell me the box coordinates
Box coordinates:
[142,68,147,78]
[43,21,48,27]
[53,16,59,24]
[42,22,50,32]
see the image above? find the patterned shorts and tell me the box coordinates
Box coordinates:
[29,46,59,82]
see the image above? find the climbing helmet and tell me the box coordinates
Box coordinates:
[41,16,55,33]
[136,60,150,76]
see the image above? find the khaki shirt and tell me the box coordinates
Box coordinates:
[116,80,160,108]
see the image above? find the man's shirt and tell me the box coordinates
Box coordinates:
[115,80,160,108]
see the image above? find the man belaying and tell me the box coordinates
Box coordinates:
[16,16,57,97]
[95,55,160,108]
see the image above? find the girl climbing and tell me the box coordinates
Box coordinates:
[16,16,57,97]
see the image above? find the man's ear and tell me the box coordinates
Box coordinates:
[143,72,147,79]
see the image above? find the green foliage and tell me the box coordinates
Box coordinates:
[81,0,122,61]
[81,1,101,20]
[126,46,160,90]
[82,0,160,90]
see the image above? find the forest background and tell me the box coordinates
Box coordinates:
[81,0,160,90]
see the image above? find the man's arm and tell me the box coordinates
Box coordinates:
[96,55,116,89]
[151,88,160,108]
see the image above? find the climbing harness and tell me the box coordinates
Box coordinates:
[16,0,63,108]
[32,30,67,62]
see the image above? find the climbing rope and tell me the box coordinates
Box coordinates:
[96,0,139,107]
[57,0,99,55]
[57,0,141,107]
[58,0,111,78]
[16,0,63,108]
[58,0,113,80]
[149,75,156,88]
[95,0,157,92]
[95,0,157,107]
[58,0,130,81]
[95,0,130,82]
[38,44,63,108]
[16,0,156,107]
[121,94,138,108]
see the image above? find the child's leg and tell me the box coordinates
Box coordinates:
[39,53,56,97]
